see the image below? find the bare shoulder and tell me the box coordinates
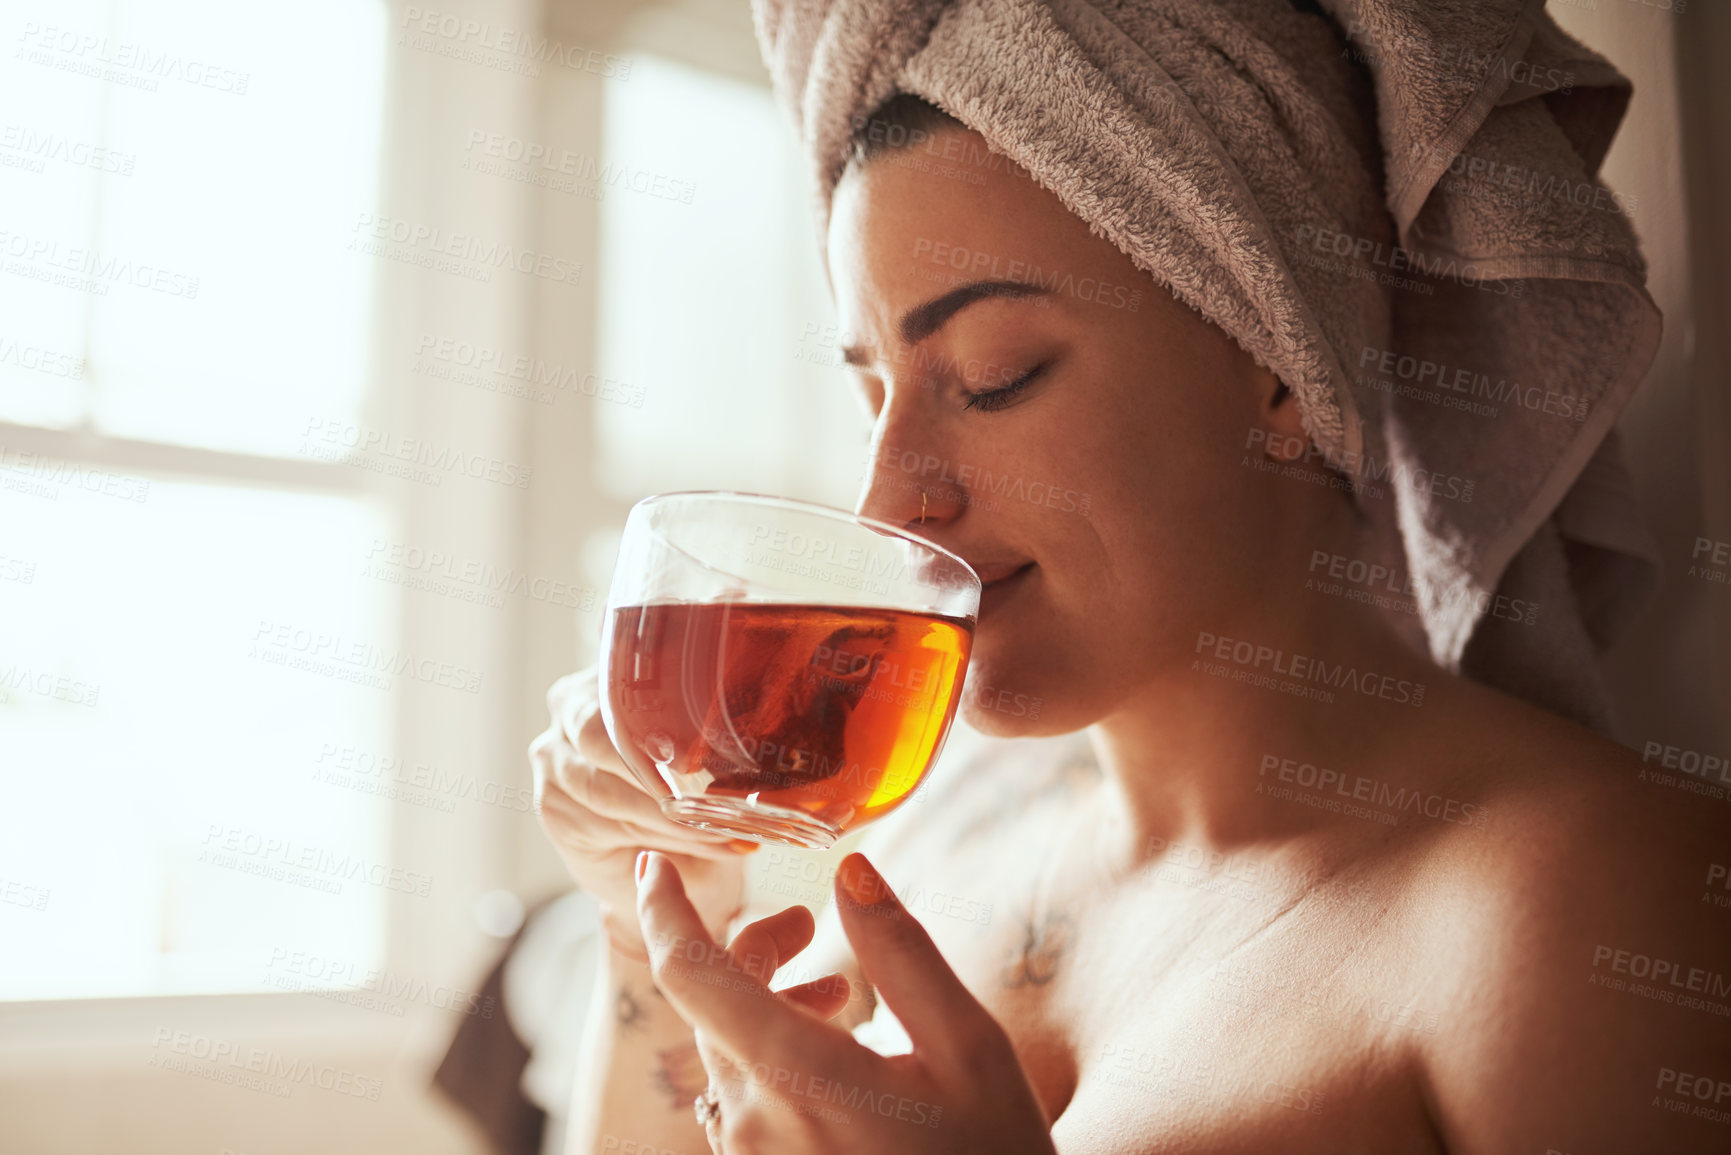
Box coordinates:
[1424,684,1728,923]
[1401,685,1731,1152]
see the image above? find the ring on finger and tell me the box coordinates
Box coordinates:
[693,1083,722,1129]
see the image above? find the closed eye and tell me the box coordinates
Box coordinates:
[962,362,1048,412]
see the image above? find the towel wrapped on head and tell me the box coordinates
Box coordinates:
[752,0,1662,732]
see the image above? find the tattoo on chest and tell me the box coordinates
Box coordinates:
[1002,907,1075,988]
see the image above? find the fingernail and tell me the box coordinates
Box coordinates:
[837,854,883,907]
[729,839,760,854]
[634,850,650,885]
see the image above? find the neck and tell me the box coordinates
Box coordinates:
[1084,567,1447,865]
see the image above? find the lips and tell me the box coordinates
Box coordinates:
[972,560,1035,597]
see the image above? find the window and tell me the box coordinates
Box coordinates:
[0,0,393,1000]
[571,52,869,620]
[588,54,865,516]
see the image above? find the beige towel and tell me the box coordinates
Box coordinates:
[751,0,1662,732]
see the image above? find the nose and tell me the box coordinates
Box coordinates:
[854,398,963,534]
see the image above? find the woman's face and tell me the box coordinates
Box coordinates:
[828,124,1312,737]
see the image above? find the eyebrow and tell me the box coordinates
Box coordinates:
[840,279,1051,367]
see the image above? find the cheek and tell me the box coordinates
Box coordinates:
[1007,356,1195,509]
[959,587,1148,736]
[958,475,1271,725]
[1066,373,1275,578]
[960,612,1062,731]
[952,335,1279,719]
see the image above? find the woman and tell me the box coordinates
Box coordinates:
[531,1,1727,1151]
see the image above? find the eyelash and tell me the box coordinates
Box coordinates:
[961,363,1047,412]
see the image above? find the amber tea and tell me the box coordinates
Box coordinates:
[604,601,972,844]
[599,492,979,848]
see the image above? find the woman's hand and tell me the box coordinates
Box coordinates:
[635,849,1058,1155]
[529,669,753,960]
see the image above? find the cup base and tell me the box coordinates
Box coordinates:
[660,796,840,850]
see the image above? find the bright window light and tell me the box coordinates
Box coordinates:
[0,479,396,999]
[0,0,385,456]
[0,0,392,1000]
[591,54,866,508]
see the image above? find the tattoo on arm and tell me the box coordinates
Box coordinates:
[615,986,648,1033]
[651,1044,708,1110]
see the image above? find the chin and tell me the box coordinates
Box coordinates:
[956,655,1054,735]
[960,700,1039,736]
[955,631,1107,738]
[959,614,1054,728]
[958,697,1079,739]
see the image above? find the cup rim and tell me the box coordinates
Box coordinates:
[629,489,980,587]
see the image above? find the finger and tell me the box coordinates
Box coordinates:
[552,738,733,845]
[638,852,847,1061]
[834,853,997,1064]
[692,1025,728,1080]
[774,972,854,1021]
[546,669,590,710]
[588,775,737,847]
[573,702,635,777]
[548,669,597,739]
[689,1026,736,1154]
[595,902,650,965]
[725,905,817,984]
[541,739,733,845]
[544,732,635,810]
[527,724,569,808]
[550,672,664,795]
[536,788,743,860]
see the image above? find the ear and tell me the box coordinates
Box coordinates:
[1255,368,1309,462]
